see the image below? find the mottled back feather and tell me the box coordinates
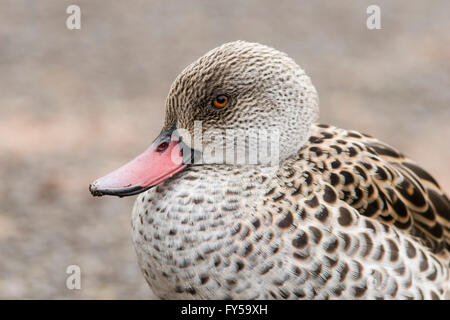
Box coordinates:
[304,124,450,257]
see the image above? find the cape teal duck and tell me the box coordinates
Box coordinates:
[90,41,449,299]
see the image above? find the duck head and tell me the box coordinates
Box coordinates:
[89,41,319,197]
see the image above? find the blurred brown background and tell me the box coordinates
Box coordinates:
[0,0,449,299]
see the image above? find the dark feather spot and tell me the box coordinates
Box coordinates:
[277,210,293,228]
[309,136,323,144]
[428,189,450,222]
[323,185,337,203]
[376,187,389,211]
[360,161,373,170]
[348,147,357,157]
[231,223,241,235]
[419,250,429,271]
[403,162,440,187]
[324,256,338,267]
[367,143,401,158]
[226,279,237,287]
[304,171,313,185]
[392,199,408,218]
[416,219,443,239]
[330,145,342,154]
[252,218,261,229]
[310,147,323,157]
[353,284,367,298]
[354,188,363,203]
[348,132,362,139]
[279,289,290,299]
[341,170,354,185]
[365,220,377,234]
[380,214,394,224]
[271,244,279,254]
[239,225,251,240]
[305,195,319,208]
[265,187,276,196]
[427,266,437,281]
[364,201,379,217]
[393,217,412,230]
[375,166,388,181]
[373,244,385,261]
[297,207,307,220]
[260,262,274,275]
[213,255,221,267]
[309,226,322,244]
[331,160,341,169]
[292,266,302,276]
[175,286,184,293]
[397,176,427,208]
[292,230,308,249]
[321,132,333,139]
[360,233,373,257]
[421,206,436,221]
[338,263,349,282]
[332,285,345,297]
[339,232,351,251]
[235,261,244,272]
[310,263,322,278]
[388,281,398,298]
[291,184,303,196]
[387,239,399,262]
[405,240,416,258]
[352,261,363,280]
[338,207,353,226]
[315,206,329,222]
[354,165,367,181]
[186,287,196,295]
[242,242,253,257]
[200,275,209,284]
[293,289,306,298]
[367,184,374,197]
[293,250,310,260]
[395,265,405,276]
[273,192,285,201]
[193,198,204,204]
[324,236,339,253]
[329,173,340,186]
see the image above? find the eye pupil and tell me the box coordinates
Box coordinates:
[213,95,229,108]
[216,95,226,103]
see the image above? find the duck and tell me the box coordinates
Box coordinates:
[89,41,450,300]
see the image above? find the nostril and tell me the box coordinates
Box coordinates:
[156,141,169,152]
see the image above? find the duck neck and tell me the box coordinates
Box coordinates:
[157,163,275,218]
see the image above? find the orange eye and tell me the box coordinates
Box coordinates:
[212,95,229,109]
